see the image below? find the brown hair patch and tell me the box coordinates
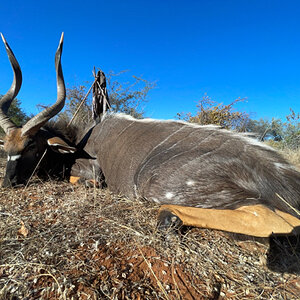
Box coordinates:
[4,128,30,154]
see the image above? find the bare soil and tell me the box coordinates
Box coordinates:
[0,158,300,299]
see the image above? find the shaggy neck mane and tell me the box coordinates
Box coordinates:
[43,120,83,144]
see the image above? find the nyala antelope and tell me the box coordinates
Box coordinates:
[1,33,300,237]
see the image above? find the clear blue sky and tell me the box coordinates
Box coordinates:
[1,0,300,121]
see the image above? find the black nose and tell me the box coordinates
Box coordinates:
[2,176,18,188]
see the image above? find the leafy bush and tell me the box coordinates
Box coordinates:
[246,109,300,150]
[0,96,29,136]
[177,95,249,131]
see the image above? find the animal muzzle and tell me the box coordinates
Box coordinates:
[2,160,22,187]
[2,176,18,188]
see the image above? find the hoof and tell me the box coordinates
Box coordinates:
[157,210,183,231]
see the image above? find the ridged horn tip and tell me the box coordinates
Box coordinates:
[20,32,66,137]
[59,32,64,45]
[1,33,6,44]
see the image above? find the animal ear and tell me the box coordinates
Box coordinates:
[47,137,77,154]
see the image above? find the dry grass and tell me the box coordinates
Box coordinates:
[282,147,300,169]
[0,160,300,299]
[265,140,300,169]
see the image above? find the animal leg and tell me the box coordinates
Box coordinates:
[158,204,300,237]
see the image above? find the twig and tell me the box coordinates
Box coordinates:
[138,247,170,300]
[67,77,97,127]
[33,272,65,300]
[102,217,143,237]
[0,262,55,268]
[171,258,182,299]
[22,149,48,192]
[286,236,300,264]
[276,193,300,216]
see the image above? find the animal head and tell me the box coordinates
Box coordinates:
[0,33,76,187]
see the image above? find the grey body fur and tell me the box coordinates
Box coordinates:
[71,113,300,218]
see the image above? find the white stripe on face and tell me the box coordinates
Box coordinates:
[7,154,21,162]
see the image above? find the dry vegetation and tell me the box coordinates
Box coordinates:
[0,157,300,299]
[280,147,300,170]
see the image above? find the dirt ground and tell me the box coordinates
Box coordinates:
[0,158,300,299]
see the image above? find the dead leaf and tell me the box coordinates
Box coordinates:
[18,221,29,237]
